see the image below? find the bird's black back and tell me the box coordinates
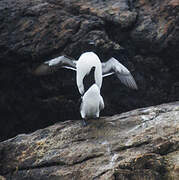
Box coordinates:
[83,66,96,93]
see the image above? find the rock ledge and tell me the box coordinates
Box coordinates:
[0,101,179,180]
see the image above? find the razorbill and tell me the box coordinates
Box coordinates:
[80,83,104,126]
[34,52,102,95]
[34,52,138,94]
[78,66,104,125]
[76,52,102,95]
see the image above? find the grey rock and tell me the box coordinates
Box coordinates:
[0,101,179,179]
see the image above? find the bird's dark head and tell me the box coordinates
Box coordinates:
[88,66,96,84]
[83,66,96,93]
[88,66,96,81]
[90,66,96,73]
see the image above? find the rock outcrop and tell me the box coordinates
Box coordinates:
[0,0,179,140]
[0,101,179,180]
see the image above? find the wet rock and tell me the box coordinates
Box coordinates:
[0,101,178,179]
[0,0,178,141]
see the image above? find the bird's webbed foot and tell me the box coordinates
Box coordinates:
[81,118,88,127]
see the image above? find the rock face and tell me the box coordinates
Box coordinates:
[0,101,179,180]
[0,0,179,140]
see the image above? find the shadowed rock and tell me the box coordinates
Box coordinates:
[0,101,178,180]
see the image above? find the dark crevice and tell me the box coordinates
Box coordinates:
[2,161,67,176]
[71,138,87,143]
[72,153,104,165]
[19,161,66,171]
[93,170,110,180]
[152,141,179,156]
[3,154,103,176]
[113,140,150,153]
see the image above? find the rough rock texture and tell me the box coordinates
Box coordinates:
[0,101,179,180]
[0,0,179,141]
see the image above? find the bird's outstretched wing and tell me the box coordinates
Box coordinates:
[102,57,138,90]
[33,55,77,75]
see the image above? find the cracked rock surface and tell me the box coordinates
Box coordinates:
[0,101,179,180]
